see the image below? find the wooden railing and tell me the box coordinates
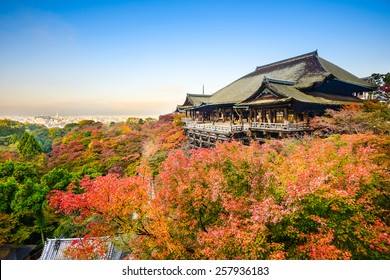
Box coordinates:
[183,120,249,133]
[181,118,193,124]
[182,119,309,133]
[250,122,309,131]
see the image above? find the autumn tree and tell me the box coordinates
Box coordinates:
[49,134,390,260]
[310,102,390,136]
[0,213,18,244]
[47,119,145,175]
[140,113,187,177]
[0,114,187,249]
[49,173,154,258]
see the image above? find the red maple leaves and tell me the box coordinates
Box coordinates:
[49,133,390,259]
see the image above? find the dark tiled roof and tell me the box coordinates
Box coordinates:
[240,79,362,106]
[317,56,372,88]
[187,51,373,106]
[177,93,212,111]
[0,245,36,260]
[182,93,211,107]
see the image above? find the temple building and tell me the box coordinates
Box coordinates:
[39,237,124,260]
[178,51,374,147]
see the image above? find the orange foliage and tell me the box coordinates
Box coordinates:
[49,134,390,259]
[63,236,109,260]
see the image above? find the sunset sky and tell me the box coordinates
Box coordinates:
[0,0,389,117]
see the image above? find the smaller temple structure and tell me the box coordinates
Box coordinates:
[39,237,124,260]
[178,51,374,147]
[177,93,212,113]
[0,244,36,260]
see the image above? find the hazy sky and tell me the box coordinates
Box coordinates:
[0,0,389,117]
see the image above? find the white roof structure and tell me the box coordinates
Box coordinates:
[39,237,124,260]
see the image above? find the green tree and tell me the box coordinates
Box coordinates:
[0,178,18,213]
[11,179,50,244]
[0,119,25,138]
[40,168,73,191]
[12,162,39,184]
[17,132,43,160]
[0,160,15,179]
[0,213,18,244]
[31,128,53,153]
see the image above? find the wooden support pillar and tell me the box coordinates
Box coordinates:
[284,108,288,124]
[303,111,308,123]
[267,110,272,123]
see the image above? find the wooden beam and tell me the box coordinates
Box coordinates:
[284,108,288,123]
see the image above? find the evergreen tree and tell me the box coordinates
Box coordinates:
[0,178,18,213]
[0,160,15,179]
[17,132,43,159]
[11,179,50,244]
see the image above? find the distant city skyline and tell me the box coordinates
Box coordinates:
[0,0,389,116]
[2,114,148,128]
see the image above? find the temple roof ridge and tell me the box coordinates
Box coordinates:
[180,50,373,107]
[186,93,212,97]
[255,50,318,71]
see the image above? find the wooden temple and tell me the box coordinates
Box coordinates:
[177,51,374,148]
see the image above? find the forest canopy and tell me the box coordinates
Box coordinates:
[0,105,389,260]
